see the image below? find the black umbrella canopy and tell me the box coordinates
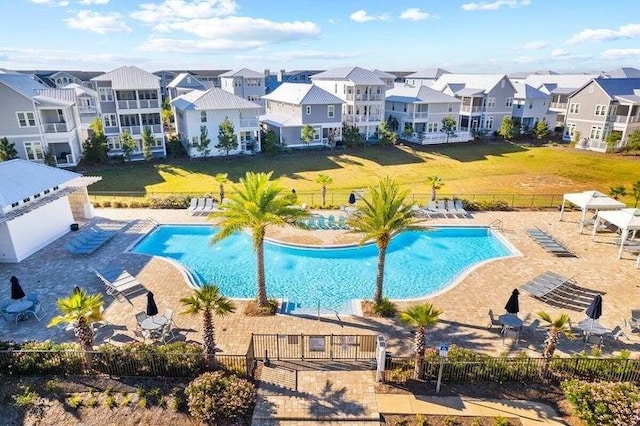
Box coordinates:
[348,192,356,205]
[146,291,159,317]
[504,289,520,314]
[585,295,603,320]
[10,276,25,300]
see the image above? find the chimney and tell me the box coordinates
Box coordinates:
[264,69,270,77]
[278,69,285,82]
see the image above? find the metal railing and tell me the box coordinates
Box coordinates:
[239,118,259,127]
[42,122,69,133]
[252,334,378,362]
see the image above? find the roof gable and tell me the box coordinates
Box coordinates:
[167,72,205,89]
[262,83,343,105]
[171,87,261,111]
[0,73,47,100]
[311,67,386,85]
[91,66,160,90]
[219,68,264,79]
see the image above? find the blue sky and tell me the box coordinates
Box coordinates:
[1,0,639,73]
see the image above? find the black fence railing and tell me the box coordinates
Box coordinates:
[0,350,252,378]
[384,356,640,384]
[252,334,378,362]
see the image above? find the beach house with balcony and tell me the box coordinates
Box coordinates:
[564,78,640,152]
[311,67,386,139]
[171,88,261,157]
[430,74,516,135]
[91,66,166,159]
[385,84,471,144]
[0,73,84,167]
[220,68,266,108]
[404,68,451,87]
[260,83,344,149]
[166,72,207,101]
[62,83,101,140]
[511,82,554,132]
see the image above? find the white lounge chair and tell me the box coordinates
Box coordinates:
[193,197,207,214]
[201,198,214,213]
[187,198,198,213]
[93,265,144,300]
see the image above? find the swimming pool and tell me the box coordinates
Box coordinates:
[131,225,513,314]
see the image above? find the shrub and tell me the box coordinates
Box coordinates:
[372,298,397,317]
[185,371,256,425]
[112,201,125,208]
[66,394,84,409]
[477,199,512,211]
[148,194,192,209]
[129,200,141,208]
[13,385,38,408]
[561,380,640,425]
[102,200,112,207]
[92,201,101,208]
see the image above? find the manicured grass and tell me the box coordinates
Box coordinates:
[83,141,640,206]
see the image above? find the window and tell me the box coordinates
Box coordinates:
[327,105,335,118]
[23,197,31,203]
[11,202,19,208]
[484,116,494,129]
[590,126,603,140]
[200,111,207,123]
[500,80,505,88]
[528,102,533,109]
[569,103,580,114]
[107,136,121,150]
[447,103,453,112]
[102,114,117,127]
[505,98,513,108]
[306,106,311,115]
[99,88,113,102]
[427,123,438,133]
[486,98,496,108]
[594,105,607,116]
[24,141,44,160]
[16,112,36,127]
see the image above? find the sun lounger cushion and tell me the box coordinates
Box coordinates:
[93,265,143,297]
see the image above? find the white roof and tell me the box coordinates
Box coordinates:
[563,190,626,210]
[260,111,302,127]
[312,67,386,86]
[386,84,460,104]
[597,208,640,231]
[171,88,260,111]
[405,68,451,80]
[512,82,549,100]
[63,83,98,98]
[431,74,511,93]
[372,69,396,79]
[167,72,205,89]
[219,68,264,78]
[523,74,599,92]
[92,66,160,90]
[262,83,343,105]
[0,73,47,99]
[0,159,81,207]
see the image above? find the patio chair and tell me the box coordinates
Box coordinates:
[487,309,502,329]
[523,319,541,337]
[133,328,152,342]
[163,308,176,327]
[337,216,348,229]
[135,311,148,327]
[436,200,450,216]
[327,215,339,229]
[607,325,626,342]
[0,299,15,322]
[93,265,144,300]
[193,197,207,214]
[158,323,177,343]
[186,198,198,213]
[307,217,319,230]
[454,199,471,218]
[24,300,47,322]
[200,198,214,213]
[317,216,328,229]
[584,334,603,349]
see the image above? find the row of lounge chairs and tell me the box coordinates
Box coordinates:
[186,198,218,215]
[64,226,118,255]
[526,228,576,257]
[300,215,349,230]
[520,271,603,311]
[415,200,472,219]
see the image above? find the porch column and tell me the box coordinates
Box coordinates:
[559,197,567,221]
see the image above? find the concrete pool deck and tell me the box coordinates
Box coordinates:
[1,208,639,358]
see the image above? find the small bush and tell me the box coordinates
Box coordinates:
[102,201,112,208]
[85,394,99,407]
[477,199,512,211]
[92,201,101,208]
[561,379,640,426]
[129,200,141,208]
[185,371,256,425]
[66,394,84,409]
[373,298,397,317]
[137,396,147,408]
[494,416,509,426]
[104,395,116,408]
[148,194,192,209]
[112,201,126,208]
[13,385,38,408]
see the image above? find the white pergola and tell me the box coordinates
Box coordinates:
[593,208,640,258]
[559,190,626,233]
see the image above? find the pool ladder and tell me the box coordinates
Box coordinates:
[489,219,503,230]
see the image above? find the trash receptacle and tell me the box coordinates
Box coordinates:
[70,223,79,231]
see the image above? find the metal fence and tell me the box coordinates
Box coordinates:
[0,350,252,378]
[252,334,378,362]
[384,356,640,384]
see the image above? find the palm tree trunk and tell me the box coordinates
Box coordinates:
[414,327,426,379]
[541,331,558,377]
[321,185,326,206]
[202,309,216,370]
[219,184,224,203]
[374,242,388,304]
[75,318,95,370]
[256,230,269,307]
[431,187,436,202]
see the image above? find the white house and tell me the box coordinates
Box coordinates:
[0,159,100,263]
[511,82,555,131]
[171,88,262,157]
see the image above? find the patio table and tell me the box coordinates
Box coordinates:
[499,314,523,329]
[140,315,168,331]
[577,319,608,338]
[5,300,34,324]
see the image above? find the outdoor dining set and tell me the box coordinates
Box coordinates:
[0,276,47,325]
[132,291,178,343]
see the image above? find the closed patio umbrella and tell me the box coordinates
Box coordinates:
[504,289,519,314]
[585,295,603,320]
[146,291,159,317]
[10,276,25,300]
[348,192,356,205]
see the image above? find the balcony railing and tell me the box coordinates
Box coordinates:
[410,111,429,119]
[117,99,159,109]
[239,118,258,127]
[345,94,383,102]
[549,102,567,110]
[407,131,473,145]
[460,105,482,113]
[41,122,68,133]
[609,115,640,124]
[78,106,97,114]
[121,125,142,135]
[139,99,159,109]
[117,100,138,109]
[344,114,382,123]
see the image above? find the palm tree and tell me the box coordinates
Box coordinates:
[426,175,444,202]
[47,289,104,368]
[181,284,235,369]
[609,185,627,201]
[214,173,228,203]
[211,171,309,308]
[347,177,415,305]
[631,180,640,208]
[315,174,333,206]
[399,303,442,378]
[538,311,574,372]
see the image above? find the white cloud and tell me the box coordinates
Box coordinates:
[65,10,131,34]
[462,0,531,11]
[551,49,569,57]
[602,48,640,59]
[238,50,361,62]
[0,47,146,69]
[29,0,69,5]
[79,0,110,4]
[513,55,536,64]
[131,0,237,23]
[400,8,430,21]
[522,40,548,50]
[137,38,263,53]
[567,23,640,44]
[349,10,390,23]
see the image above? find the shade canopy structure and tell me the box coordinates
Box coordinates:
[585,295,603,320]
[146,291,159,317]
[559,190,626,233]
[10,276,25,300]
[504,289,520,314]
[592,208,640,258]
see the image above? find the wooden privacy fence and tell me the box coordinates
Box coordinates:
[384,356,640,384]
[251,334,378,362]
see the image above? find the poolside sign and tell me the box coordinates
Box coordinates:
[439,344,449,358]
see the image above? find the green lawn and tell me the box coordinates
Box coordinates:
[83,141,640,207]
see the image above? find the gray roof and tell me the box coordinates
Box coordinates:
[0,159,80,208]
[260,112,302,127]
[431,74,513,94]
[63,83,98,98]
[593,78,640,99]
[386,84,460,104]
[92,66,160,90]
[372,69,396,79]
[0,73,47,99]
[171,88,261,111]
[219,68,264,78]
[50,70,104,82]
[523,74,599,92]
[405,68,451,80]
[512,82,549,100]
[262,83,343,105]
[605,67,640,78]
[167,72,206,89]
[311,67,386,85]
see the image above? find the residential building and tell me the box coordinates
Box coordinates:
[0,159,100,263]
[265,69,323,94]
[385,84,473,145]
[511,82,554,131]
[311,66,386,139]
[91,66,166,160]
[220,68,266,107]
[154,69,229,99]
[63,83,101,139]
[563,78,640,152]
[166,72,206,101]
[404,68,451,87]
[385,83,471,144]
[17,70,103,88]
[171,88,261,157]
[0,73,84,167]
[261,82,344,149]
[372,70,396,91]
[386,71,415,84]
[430,74,516,134]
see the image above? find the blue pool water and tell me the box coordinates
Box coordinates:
[131,225,512,314]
